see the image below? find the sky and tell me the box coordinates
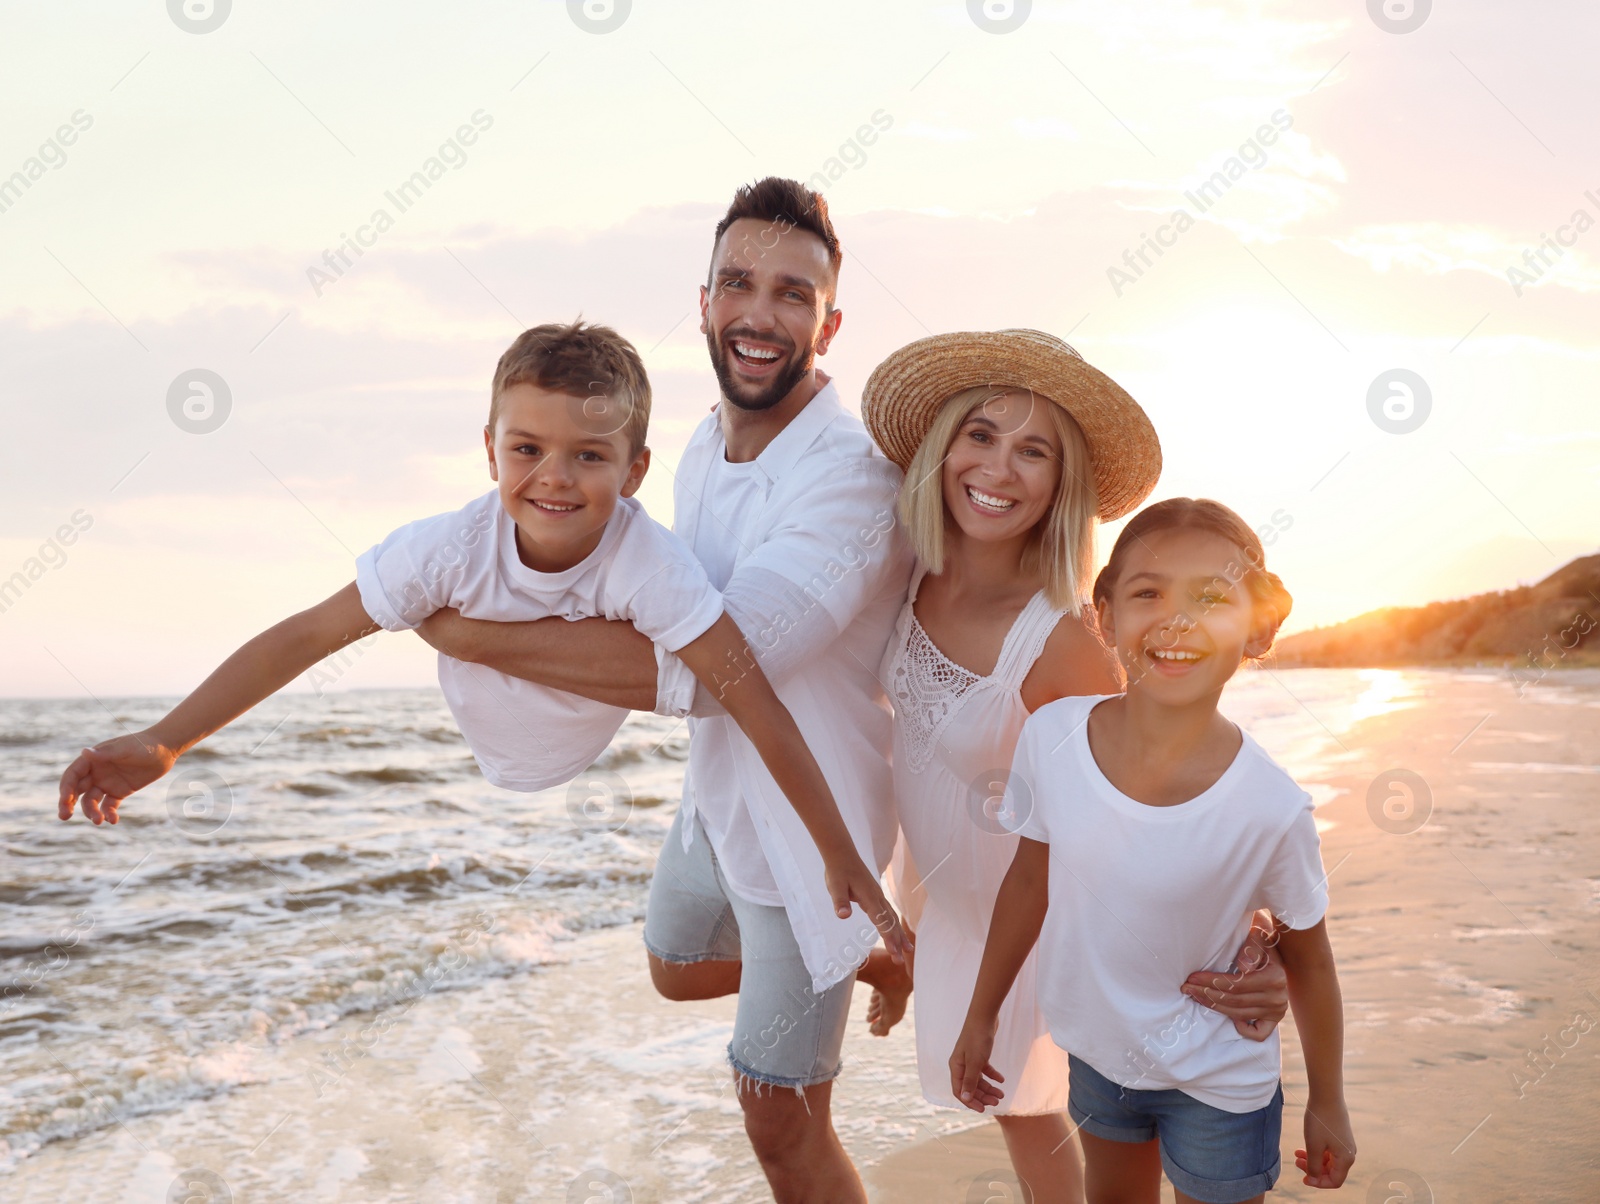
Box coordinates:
[2,0,1596,699]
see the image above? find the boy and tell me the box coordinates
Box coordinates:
[56,320,908,958]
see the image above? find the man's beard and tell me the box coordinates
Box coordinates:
[706,325,816,412]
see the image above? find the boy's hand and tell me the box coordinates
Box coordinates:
[948,1019,1004,1112]
[1295,1097,1356,1189]
[58,731,178,825]
[825,857,914,964]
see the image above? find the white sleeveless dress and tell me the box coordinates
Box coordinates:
[882,566,1076,1114]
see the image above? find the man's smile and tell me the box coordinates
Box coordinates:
[727,335,789,374]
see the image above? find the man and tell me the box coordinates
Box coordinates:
[419,176,914,1202]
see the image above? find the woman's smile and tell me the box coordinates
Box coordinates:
[965,485,1017,514]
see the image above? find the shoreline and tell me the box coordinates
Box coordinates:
[5,669,1598,1200]
[873,669,1600,1203]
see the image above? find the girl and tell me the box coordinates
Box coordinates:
[859,331,1291,1204]
[950,497,1357,1204]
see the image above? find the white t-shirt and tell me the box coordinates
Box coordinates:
[356,491,722,792]
[1005,693,1329,1113]
[655,382,913,992]
[680,452,786,903]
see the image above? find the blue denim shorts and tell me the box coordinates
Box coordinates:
[1068,1054,1282,1203]
[643,807,856,1091]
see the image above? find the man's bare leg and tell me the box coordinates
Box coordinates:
[739,1076,864,1204]
[647,952,741,1001]
[858,946,913,1036]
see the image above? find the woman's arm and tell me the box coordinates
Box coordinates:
[58,582,380,825]
[1183,913,1290,1041]
[1018,610,1122,713]
[1277,919,1356,1189]
[949,837,1050,1111]
[673,613,910,961]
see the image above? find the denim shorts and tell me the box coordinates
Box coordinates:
[643,807,856,1091]
[1068,1054,1282,1203]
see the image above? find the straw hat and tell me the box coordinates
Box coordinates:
[861,329,1161,521]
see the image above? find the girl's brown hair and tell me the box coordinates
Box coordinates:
[1092,497,1294,657]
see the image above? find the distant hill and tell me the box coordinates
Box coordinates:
[1274,553,1600,669]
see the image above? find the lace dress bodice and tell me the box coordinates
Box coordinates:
[885,570,1065,793]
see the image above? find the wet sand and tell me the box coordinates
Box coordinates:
[9,670,1599,1201]
[869,670,1600,1203]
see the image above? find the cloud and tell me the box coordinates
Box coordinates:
[1334,220,1600,296]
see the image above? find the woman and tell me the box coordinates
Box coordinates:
[858,330,1289,1203]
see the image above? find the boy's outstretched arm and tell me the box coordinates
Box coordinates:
[58,582,380,825]
[949,836,1050,1112]
[673,613,910,964]
[1276,918,1356,1189]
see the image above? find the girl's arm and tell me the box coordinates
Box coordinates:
[58,582,379,825]
[673,613,910,963]
[949,836,1050,1111]
[1276,919,1357,1189]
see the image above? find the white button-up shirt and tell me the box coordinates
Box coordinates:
[656,381,913,992]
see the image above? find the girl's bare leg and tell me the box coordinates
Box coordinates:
[1078,1130,1162,1204]
[994,1112,1085,1204]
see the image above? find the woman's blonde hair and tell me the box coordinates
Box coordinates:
[897,386,1099,613]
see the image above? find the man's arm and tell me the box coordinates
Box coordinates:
[414,610,658,710]
[419,459,907,718]
[1278,919,1356,1189]
[58,582,379,824]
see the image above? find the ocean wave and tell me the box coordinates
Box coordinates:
[0,1049,260,1174]
[415,726,468,745]
[277,857,527,906]
[294,725,378,743]
[283,780,343,797]
[0,912,583,1173]
[591,744,647,770]
[334,766,444,785]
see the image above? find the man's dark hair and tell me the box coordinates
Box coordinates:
[711,177,842,302]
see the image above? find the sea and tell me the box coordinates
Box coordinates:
[0,668,1415,1195]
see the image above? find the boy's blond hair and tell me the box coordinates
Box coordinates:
[897,386,1098,613]
[489,320,651,454]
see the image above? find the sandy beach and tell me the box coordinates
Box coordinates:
[868,669,1600,1204]
[5,668,1598,1202]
